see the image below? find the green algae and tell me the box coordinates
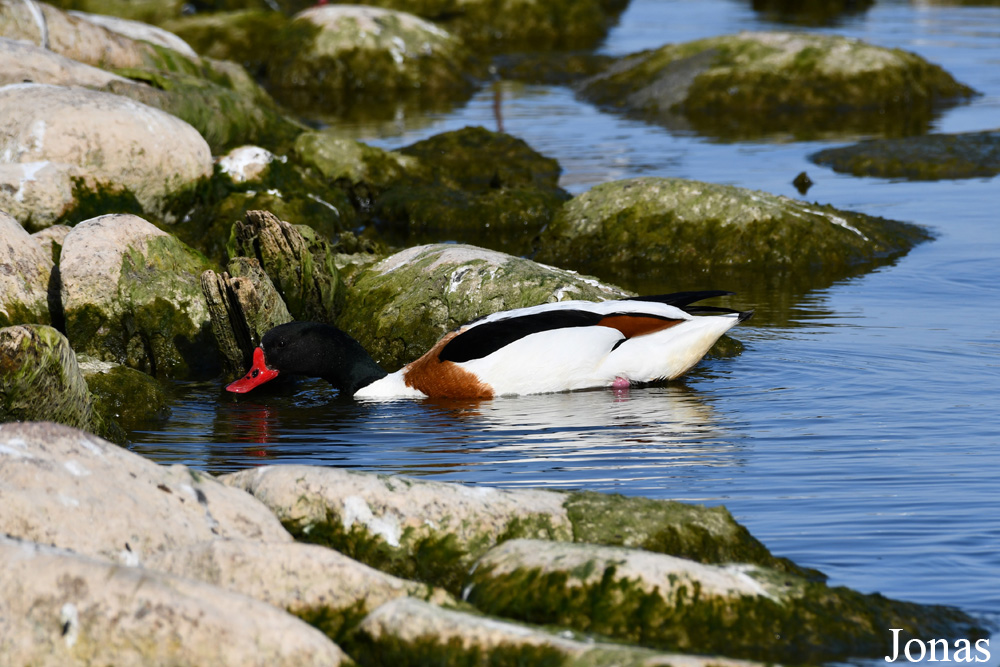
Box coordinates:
[811,130,1000,180]
[564,491,822,581]
[466,561,988,664]
[292,600,369,648]
[534,177,932,293]
[79,357,171,431]
[63,235,218,379]
[346,631,567,667]
[579,32,977,140]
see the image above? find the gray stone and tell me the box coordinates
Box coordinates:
[0,535,348,666]
[0,210,52,325]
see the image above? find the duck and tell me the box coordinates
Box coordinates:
[225,291,753,399]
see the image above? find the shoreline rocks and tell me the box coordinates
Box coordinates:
[0,422,987,666]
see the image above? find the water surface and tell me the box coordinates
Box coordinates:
[132,0,1000,654]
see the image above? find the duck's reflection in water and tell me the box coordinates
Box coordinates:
[134,379,746,489]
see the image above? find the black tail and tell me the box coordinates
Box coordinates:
[626,290,750,317]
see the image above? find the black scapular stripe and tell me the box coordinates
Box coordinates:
[438,309,604,363]
[439,291,740,364]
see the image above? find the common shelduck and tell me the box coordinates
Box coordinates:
[226,291,753,399]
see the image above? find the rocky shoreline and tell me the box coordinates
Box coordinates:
[1,0,994,661]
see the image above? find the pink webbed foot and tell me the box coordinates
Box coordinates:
[612,376,631,389]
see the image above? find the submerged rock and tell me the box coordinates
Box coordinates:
[375,126,570,254]
[534,177,932,293]
[467,539,987,664]
[749,0,875,27]
[811,130,1000,180]
[336,243,629,371]
[578,31,976,139]
[60,214,217,378]
[0,211,53,327]
[0,535,348,666]
[351,597,765,667]
[77,355,171,431]
[0,84,212,227]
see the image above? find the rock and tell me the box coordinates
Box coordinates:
[750,0,874,27]
[0,326,98,432]
[0,35,128,88]
[346,0,621,51]
[293,130,421,194]
[534,177,932,292]
[77,355,171,431]
[68,10,198,57]
[351,597,765,667]
[0,3,303,155]
[0,421,292,566]
[228,210,346,325]
[467,539,987,664]
[147,538,454,642]
[218,145,283,184]
[0,210,52,326]
[0,160,80,231]
[31,223,71,262]
[811,130,1000,180]
[0,83,213,223]
[221,464,573,594]
[60,214,217,378]
[0,535,348,666]
[272,5,477,114]
[220,464,809,596]
[374,126,571,254]
[202,256,294,380]
[578,31,976,139]
[336,243,630,370]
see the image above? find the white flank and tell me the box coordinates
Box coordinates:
[354,372,427,399]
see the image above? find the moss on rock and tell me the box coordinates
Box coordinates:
[534,177,932,291]
[564,490,822,580]
[337,243,629,371]
[811,130,1000,180]
[579,31,977,139]
[78,356,171,431]
[467,540,988,665]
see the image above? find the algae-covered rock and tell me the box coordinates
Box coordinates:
[60,214,217,378]
[0,212,53,327]
[0,325,97,432]
[578,31,976,139]
[202,256,294,380]
[271,5,478,115]
[341,0,620,51]
[294,130,422,193]
[750,0,875,27]
[467,539,987,664]
[564,490,818,579]
[337,243,629,371]
[350,597,767,667]
[77,355,171,431]
[811,130,1000,180]
[0,83,212,226]
[534,177,932,292]
[0,535,349,666]
[148,538,454,645]
[228,210,345,324]
[221,465,573,594]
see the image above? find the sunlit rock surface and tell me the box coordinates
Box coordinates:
[0,535,348,666]
[0,211,53,326]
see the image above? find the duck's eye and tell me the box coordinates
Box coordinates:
[276,339,286,348]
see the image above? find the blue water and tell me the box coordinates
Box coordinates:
[131,0,1000,656]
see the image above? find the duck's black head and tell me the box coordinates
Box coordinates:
[226,321,386,395]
